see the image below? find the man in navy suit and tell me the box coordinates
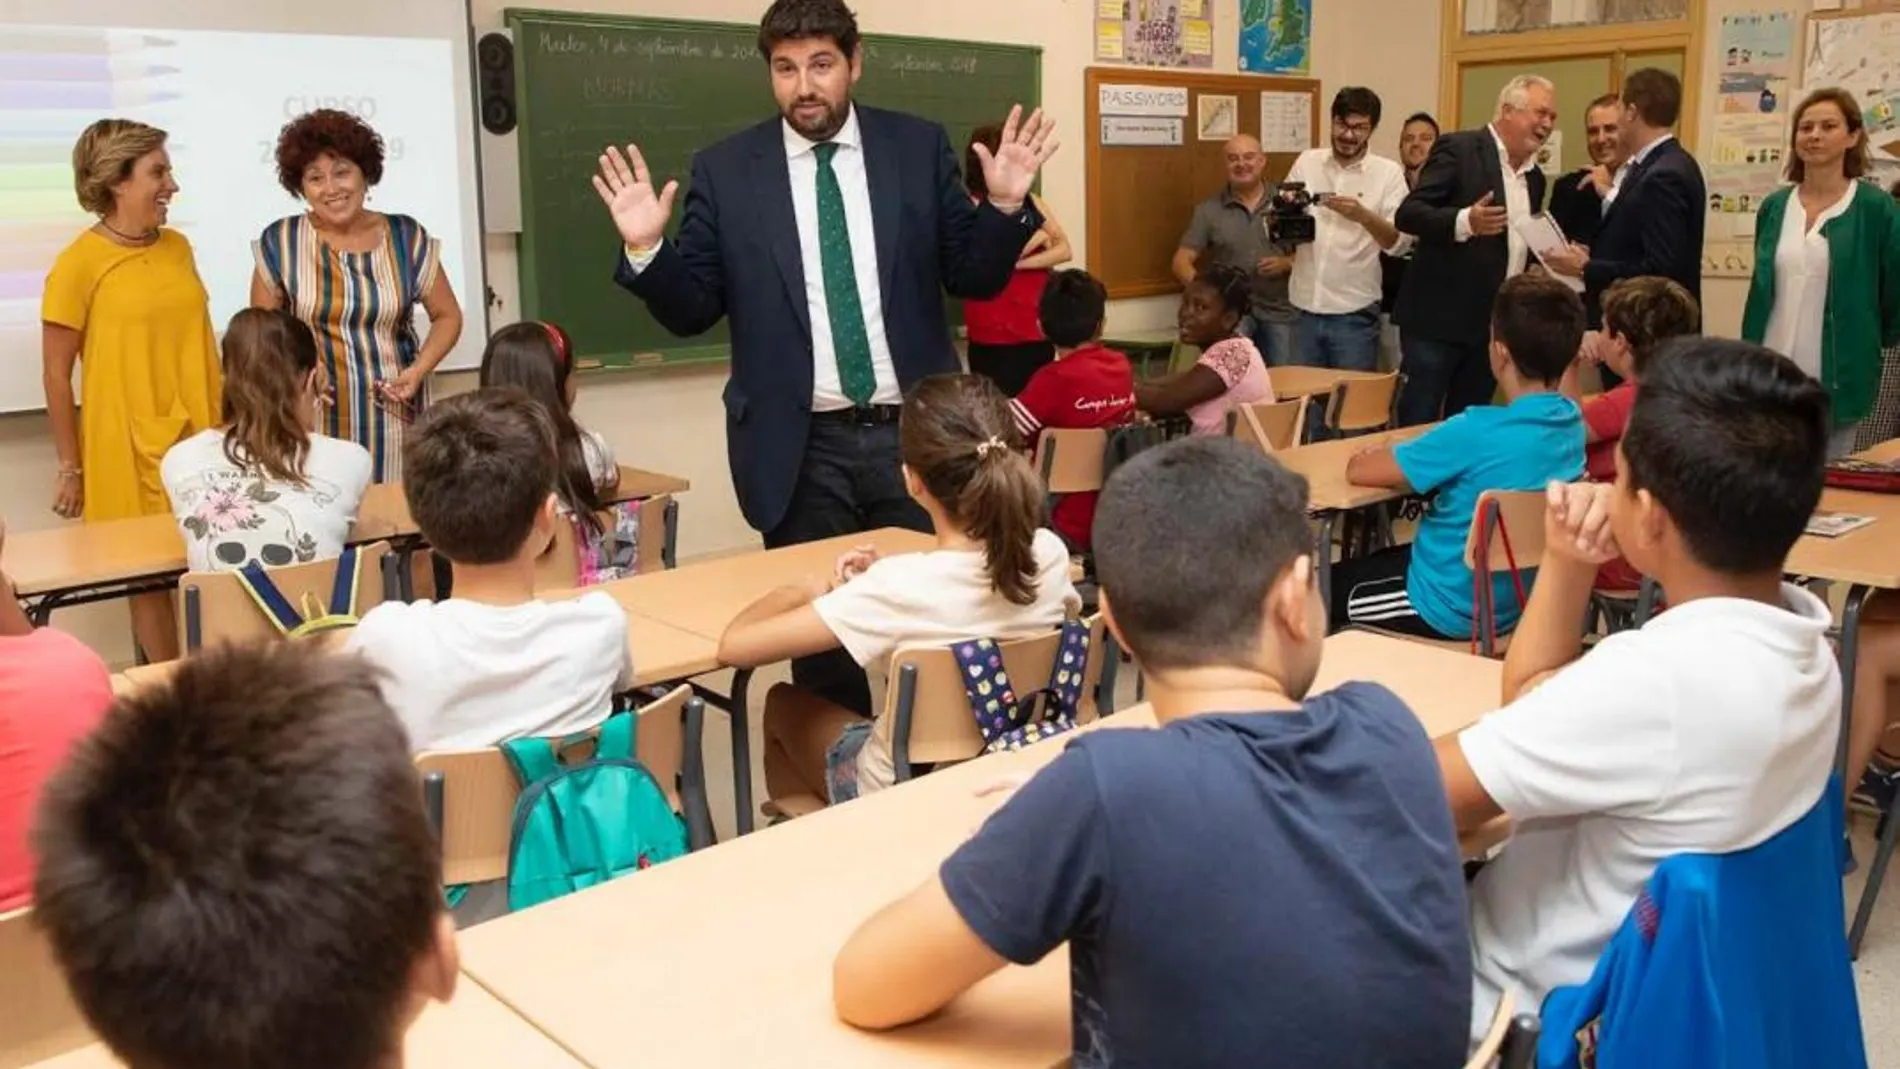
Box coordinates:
[591,0,1053,716]
[1544,68,1705,336]
[1393,75,1555,425]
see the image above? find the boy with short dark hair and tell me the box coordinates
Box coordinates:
[347,388,632,752]
[1341,273,1587,639]
[1008,268,1136,550]
[1437,338,1838,1040]
[32,642,458,1069]
[833,437,1471,1068]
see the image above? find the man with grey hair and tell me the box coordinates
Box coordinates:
[1393,75,1556,425]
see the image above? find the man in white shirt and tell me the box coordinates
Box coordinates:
[1392,75,1554,425]
[1433,337,1839,1042]
[590,0,1052,721]
[1282,87,1409,371]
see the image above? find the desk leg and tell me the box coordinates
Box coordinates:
[1838,586,1870,779]
[1316,512,1338,626]
[728,668,756,837]
[26,599,51,628]
[1851,788,1898,959]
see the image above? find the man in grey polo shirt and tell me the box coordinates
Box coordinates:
[1173,134,1296,366]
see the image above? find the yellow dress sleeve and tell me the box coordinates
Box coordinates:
[41,239,99,331]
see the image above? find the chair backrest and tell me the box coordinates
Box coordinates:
[1034,428,1109,496]
[0,908,89,1069]
[179,541,393,651]
[1232,397,1308,453]
[1324,371,1402,433]
[881,615,1108,778]
[414,685,698,887]
[532,493,676,591]
[1461,990,1516,1069]
[1464,491,1548,575]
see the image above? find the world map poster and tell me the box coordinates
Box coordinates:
[1239,0,1312,75]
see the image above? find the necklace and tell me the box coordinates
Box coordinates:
[97,219,158,246]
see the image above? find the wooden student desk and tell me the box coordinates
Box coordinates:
[3,466,689,626]
[455,630,1502,1069]
[591,527,938,835]
[1784,439,1900,955]
[23,981,585,1069]
[1270,424,1432,609]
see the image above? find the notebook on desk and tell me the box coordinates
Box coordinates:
[1806,510,1877,538]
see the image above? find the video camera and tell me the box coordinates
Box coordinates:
[1268,181,1328,244]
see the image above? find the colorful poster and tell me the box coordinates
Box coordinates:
[1706,11,1796,278]
[1096,0,1213,69]
[1239,0,1312,74]
[1807,11,1900,178]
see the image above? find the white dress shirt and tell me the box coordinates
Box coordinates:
[625,106,900,409]
[1454,124,1536,278]
[1762,184,1856,381]
[1602,132,1673,215]
[1284,148,1412,314]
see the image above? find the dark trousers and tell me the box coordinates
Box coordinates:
[1397,334,1496,426]
[967,340,1055,397]
[763,414,930,715]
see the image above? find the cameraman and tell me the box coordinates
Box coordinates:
[1280,87,1410,371]
[1175,134,1298,367]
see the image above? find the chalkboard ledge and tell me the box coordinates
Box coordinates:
[575,346,730,377]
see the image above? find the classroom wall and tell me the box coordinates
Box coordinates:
[5,0,1444,664]
[1692,0,1787,339]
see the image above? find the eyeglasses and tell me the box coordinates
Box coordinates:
[1333,119,1374,136]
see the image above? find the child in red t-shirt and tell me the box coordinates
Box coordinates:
[1009,269,1137,551]
[1583,277,1700,590]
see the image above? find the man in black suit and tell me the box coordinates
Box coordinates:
[1543,68,1705,334]
[1545,92,1624,251]
[1392,75,1555,426]
[592,0,1050,714]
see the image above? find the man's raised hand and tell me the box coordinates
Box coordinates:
[592,144,678,252]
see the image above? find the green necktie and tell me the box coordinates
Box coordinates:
[814,142,876,406]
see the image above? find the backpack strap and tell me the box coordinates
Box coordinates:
[233,562,306,637]
[1041,620,1092,720]
[592,712,637,763]
[951,639,1024,749]
[501,736,563,789]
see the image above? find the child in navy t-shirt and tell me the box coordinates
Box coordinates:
[1009,269,1136,550]
[833,437,1471,1068]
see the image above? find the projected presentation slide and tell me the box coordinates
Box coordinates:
[0,24,481,410]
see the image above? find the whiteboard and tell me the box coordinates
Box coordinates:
[0,3,488,414]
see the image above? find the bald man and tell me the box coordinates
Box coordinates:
[1175,134,1297,366]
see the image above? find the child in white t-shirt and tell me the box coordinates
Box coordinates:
[161,309,371,572]
[718,374,1081,812]
[1434,337,1839,1041]
[346,389,631,753]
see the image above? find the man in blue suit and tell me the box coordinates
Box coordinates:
[592,0,1054,715]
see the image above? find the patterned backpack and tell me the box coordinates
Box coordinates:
[951,620,1093,754]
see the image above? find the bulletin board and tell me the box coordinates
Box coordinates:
[1084,67,1321,300]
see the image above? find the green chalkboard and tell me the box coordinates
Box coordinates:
[504,9,1043,370]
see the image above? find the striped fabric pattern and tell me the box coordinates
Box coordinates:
[254,213,442,483]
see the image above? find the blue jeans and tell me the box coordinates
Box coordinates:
[1294,305,1382,370]
[1247,316,1296,368]
[1398,334,1495,427]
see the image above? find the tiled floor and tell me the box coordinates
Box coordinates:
[691,663,1898,1064]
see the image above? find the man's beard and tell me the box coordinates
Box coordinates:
[785,96,850,141]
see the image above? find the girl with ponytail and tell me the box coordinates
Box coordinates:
[718,373,1081,809]
[161,308,373,571]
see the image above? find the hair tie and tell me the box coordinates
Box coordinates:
[974,436,1007,460]
[539,321,571,368]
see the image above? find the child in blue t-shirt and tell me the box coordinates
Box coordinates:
[832,437,1471,1069]
[1339,273,1587,640]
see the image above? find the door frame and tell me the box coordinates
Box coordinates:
[1437,0,1704,148]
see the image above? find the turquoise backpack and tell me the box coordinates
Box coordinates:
[500,711,687,911]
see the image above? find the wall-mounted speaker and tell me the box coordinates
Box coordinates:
[477,31,516,136]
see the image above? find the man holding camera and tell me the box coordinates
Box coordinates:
[1279,87,1410,372]
[1174,134,1298,367]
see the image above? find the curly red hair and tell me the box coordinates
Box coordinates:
[273,109,385,196]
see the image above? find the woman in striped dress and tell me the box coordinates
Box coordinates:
[251,109,463,482]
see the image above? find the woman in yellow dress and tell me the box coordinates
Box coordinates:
[41,119,221,661]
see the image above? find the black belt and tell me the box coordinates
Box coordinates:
[812,405,902,426]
